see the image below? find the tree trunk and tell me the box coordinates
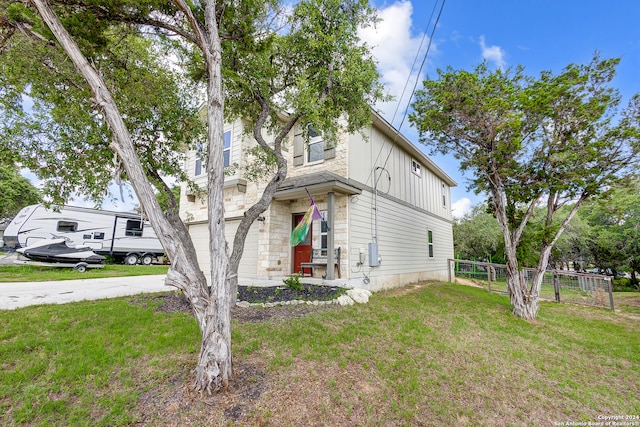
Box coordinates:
[200,0,232,390]
[34,0,226,392]
[504,247,539,320]
[228,159,288,303]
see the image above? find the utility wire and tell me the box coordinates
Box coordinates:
[364,0,442,187]
[364,0,446,188]
[379,0,446,174]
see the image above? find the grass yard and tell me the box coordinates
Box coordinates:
[0,282,638,426]
[0,264,169,282]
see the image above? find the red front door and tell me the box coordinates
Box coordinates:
[293,213,312,274]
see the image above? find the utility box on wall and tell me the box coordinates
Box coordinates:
[368,242,380,267]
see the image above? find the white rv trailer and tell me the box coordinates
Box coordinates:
[4,204,165,265]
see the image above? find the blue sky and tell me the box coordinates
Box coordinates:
[364,0,640,217]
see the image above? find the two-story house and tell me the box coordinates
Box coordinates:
[179,110,456,291]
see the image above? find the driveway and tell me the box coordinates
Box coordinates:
[0,275,170,310]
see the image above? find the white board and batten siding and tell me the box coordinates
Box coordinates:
[345,114,455,290]
[347,123,453,223]
[188,219,259,282]
[348,190,453,290]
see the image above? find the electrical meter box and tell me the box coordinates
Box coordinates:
[368,242,380,267]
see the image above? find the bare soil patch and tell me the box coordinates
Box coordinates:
[131,292,346,425]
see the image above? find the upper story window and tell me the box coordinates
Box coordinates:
[223,130,231,167]
[442,183,447,207]
[411,159,422,177]
[195,130,232,176]
[307,125,324,163]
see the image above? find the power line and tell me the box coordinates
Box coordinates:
[379,0,446,173]
[364,0,447,188]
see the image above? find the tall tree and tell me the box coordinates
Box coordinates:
[453,202,503,263]
[0,165,41,222]
[410,57,640,319]
[582,181,640,288]
[0,12,204,209]
[1,0,384,391]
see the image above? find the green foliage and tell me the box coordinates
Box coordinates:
[581,180,640,286]
[0,165,41,221]
[0,17,205,206]
[283,273,303,291]
[453,202,504,262]
[220,0,387,175]
[410,54,640,312]
[411,55,640,214]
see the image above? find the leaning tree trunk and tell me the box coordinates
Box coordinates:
[34,0,225,392]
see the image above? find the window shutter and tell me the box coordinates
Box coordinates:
[293,125,304,166]
[323,142,335,160]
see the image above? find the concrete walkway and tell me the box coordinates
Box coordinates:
[0,275,171,310]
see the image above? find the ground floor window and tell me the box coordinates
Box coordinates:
[320,211,328,255]
[427,229,434,258]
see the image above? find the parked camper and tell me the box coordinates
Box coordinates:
[4,204,165,265]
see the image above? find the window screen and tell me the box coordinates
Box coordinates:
[57,221,78,232]
[126,220,143,237]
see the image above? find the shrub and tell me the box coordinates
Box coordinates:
[283,273,303,291]
[612,277,638,292]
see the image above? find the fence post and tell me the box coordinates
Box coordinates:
[553,272,561,303]
[606,277,615,311]
[448,259,452,283]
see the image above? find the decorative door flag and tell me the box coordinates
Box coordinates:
[290,192,322,246]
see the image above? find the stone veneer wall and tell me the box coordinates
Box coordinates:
[179,124,353,279]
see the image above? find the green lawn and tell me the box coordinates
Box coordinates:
[0,283,638,426]
[0,264,169,282]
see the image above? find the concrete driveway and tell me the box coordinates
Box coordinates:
[0,274,171,310]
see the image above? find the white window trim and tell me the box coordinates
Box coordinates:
[306,125,324,163]
[411,159,422,177]
[194,129,232,176]
[427,229,434,258]
[442,183,447,207]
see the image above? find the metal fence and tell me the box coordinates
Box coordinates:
[449,259,614,311]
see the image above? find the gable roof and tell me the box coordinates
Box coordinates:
[371,110,457,187]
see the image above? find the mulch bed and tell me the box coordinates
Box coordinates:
[237,284,345,304]
[139,284,346,324]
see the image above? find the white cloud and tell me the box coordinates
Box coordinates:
[359,1,436,125]
[451,197,472,219]
[479,35,506,69]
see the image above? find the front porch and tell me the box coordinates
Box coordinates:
[255,171,362,281]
